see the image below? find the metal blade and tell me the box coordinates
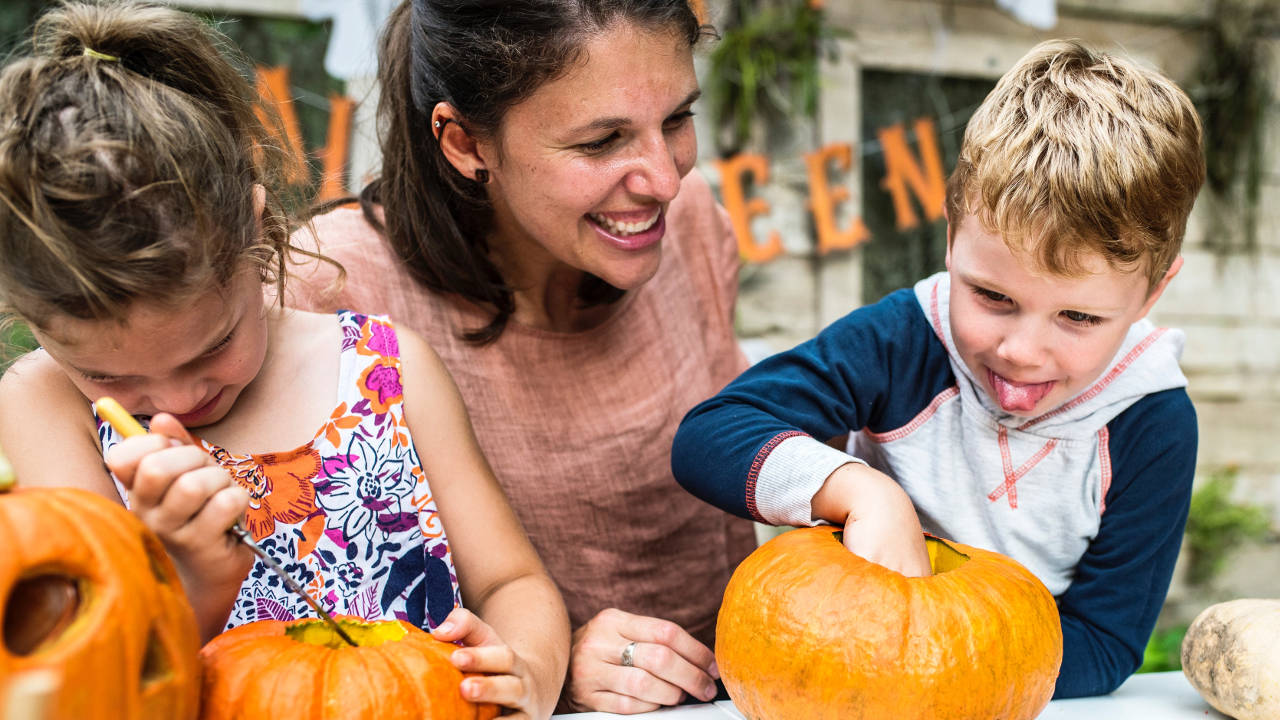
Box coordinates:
[227,523,359,647]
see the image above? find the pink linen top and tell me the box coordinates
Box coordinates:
[287,170,757,647]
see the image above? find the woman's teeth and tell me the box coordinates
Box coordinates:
[590,208,660,236]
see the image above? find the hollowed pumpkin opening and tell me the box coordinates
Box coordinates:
[925,536,970,574]
[3,574,82,656]
[285,618,407,649]
[830,532,971,575]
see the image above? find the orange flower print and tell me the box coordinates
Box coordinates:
[321,402,362,448]
[232,448,322,541]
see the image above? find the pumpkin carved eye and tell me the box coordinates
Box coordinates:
[3,574,81,656]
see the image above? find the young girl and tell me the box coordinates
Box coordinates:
[0,3,567,717]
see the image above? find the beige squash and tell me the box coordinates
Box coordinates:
[1181,599,1280,720]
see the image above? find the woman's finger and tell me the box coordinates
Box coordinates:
[613,641,714,703]
[618,614,716,675]
[579,688,663,715]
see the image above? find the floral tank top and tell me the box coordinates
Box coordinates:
[97,311,462,632]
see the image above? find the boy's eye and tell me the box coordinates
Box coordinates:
[1062,310,1103,326]
[973,287,1010,303]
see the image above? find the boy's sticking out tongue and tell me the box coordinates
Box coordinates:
[988,370,1055,413]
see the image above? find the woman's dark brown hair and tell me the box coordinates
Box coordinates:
[0,0,306,329]
[361,0,706,343]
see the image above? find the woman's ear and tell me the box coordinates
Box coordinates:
[432,102,490,182]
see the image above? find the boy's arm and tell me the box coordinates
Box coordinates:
[1052,388,1196,698]
[671,289,950,526]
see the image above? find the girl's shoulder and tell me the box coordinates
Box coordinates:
[0,350,113,493]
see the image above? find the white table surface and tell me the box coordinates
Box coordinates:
[552,671,1228,719]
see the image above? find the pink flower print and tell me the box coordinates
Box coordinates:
[356,318,399,358]
[358,358,403,415]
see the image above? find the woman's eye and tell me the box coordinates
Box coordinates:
[664,110,695,130]
[1062,310,1103,326]
[579,132,620,153]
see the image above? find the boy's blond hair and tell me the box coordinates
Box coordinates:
[945,39,1205,288]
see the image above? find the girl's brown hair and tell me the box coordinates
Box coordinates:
[0,0,306,329]
[359,0,707,344]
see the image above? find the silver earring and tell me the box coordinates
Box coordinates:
[433,120,442,129]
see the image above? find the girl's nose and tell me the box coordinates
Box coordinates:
[147,380,211,417]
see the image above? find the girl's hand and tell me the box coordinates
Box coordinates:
[563,608,718,714]
[433,608,539,718]
[103,413,252,637]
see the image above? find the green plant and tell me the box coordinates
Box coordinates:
[1,319,36,374]
[706,0,842,155]
[1184,467,1272,586]
[1139,625,1187,673]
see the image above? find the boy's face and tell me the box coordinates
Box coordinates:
[946,213,1179,417]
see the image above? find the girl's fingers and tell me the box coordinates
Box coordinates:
[432,608,501,647]
[460,674,526,708]
[148,413,196,445]
[103,434,175,491]
[166,485,250,547]
[451,645,517,674]
[124,445,216,508]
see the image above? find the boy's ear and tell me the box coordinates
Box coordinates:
[1136,255,1183,320]
[432,102,490,182]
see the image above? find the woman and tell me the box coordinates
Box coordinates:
[289,1,755,713]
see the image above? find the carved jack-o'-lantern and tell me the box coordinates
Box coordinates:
[0,461,201,720]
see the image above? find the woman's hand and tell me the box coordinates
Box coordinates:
[563,608,719,714]
[104,412,252,638]
[814,462,931,577]
[433,608,542,718]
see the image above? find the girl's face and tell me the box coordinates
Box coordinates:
[946,213,1177,417]
[33,266,269,428]
[477,22,699,290]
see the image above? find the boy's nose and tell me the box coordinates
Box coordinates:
[995,322,1049,367]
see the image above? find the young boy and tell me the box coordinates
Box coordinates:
[672,39,1205,698]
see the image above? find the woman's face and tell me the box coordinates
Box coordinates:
[477,22,699,291]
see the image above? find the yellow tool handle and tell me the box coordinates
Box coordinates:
[93,397,146,438]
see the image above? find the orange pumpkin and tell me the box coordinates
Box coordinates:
[199,616,501,719]
[0,480,201,719]
[717,527,1062,720]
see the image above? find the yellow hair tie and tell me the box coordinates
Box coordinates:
[82,47,119,62]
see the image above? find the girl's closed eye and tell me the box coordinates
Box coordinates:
[663,109,694,131]
[203,330,235,357]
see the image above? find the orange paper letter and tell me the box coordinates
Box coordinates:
[878,117,946,231]
[805,142,870,254]
[715,153,783,264]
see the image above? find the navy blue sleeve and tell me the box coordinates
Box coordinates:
[671,288,953,521]
[1052,388,1196,698]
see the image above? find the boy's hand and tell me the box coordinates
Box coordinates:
[813,463,932,577]
[103,413,252,589]
[433,608,539,718]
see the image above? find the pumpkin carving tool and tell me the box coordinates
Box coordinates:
[93,397,359,647]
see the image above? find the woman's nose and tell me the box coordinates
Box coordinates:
[624,135,683,202]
